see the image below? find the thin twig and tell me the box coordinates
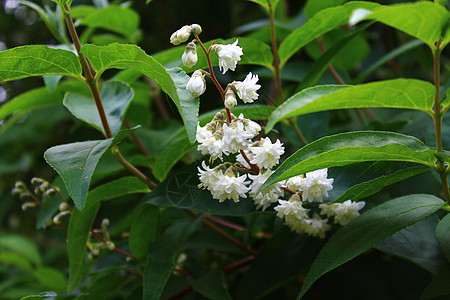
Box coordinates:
[90,229,136,260]
[123,119,150,157]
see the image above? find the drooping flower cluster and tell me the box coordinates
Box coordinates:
[169,24,365,239]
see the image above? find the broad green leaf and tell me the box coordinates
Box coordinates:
[236,228,325,300]
[260,131,437,191]
[436,213,450,262]
[375,216,445,274]
[152,137,195,182]
[421,263,450,300]
[0,252,33,270]
[350,2,449,49]
[353,39,424,84]
[0,234,41,266]
[143,219,201,300]
[278,2,380,65]
[335,165,430,203]
[0,45,82,82]
[81,43,199,143]
[303,0,347,19]
[63,81,134,136]
[189,271,232,300]
[79,5,140,39]
[67,177,150,292]
[44,128,136,210]
[297,194,445,299]
[154,37,274,71]
[20,292,57,300]
[266,79,436,132]
[34,267,66,291]
[434,151,450,164]
[143,165,259,216]
[70,5,97,18]
[43,75,63,92]
[129,204,160,260]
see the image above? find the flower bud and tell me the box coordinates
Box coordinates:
[14,181,26,190]
[191,24,202,35]
[170,25,192,45]
[101,218,110,228]
[88,253,95,260]
[53,215,61,225]
[92,247,101,256]
[11,188,21,195]
[182,42,198,68]
[126,256,133,263]
[186,70,206,97]
[45,188,55,197]
[224,89,237,109]
[106,241,115,251]
[31,177,45,185]
[59,202,68,212]
[21,202,36,211]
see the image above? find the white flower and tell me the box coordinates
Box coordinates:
[196,124,223,161]
[249,138,285,170]
[240,115,261,137]
[285,175,305,192]
[298,168,334,202]
[224,89,237,109]
[302,214,331,239]
[319,200,365,225]
[222,120,253,154]
[186,70,206,97]
[234,72,261,103]
[197,161,219,190]
[274,199,308,219]
[210,171,250,202]
[170,25,192,45]
[182,42,198,68]
[212,40,243,74]
[249,170,284,210]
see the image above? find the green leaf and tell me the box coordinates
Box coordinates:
[189,271,232,300]
[260,131,436,191]
[20,292,57,300]
[236,228,325,300]
[51,0,72,6]
[79,5,140,39]
[81,43,199,143]
[350,2,449,48]
[34,267,66,291]
[436,213,450,262]
[0,234,41,266]
[335,165,430,203]
[421,263,450,300]
[278,1,380,65]
[375,216,445,274]
[0,252,33,270]
[303,0,347,19]
[143,165,259,216]
[129,204,160,261]
[63,81,134,136]
[43,75,63,92]
[297,194,445,299]
[266,79,436,132]
[0,45,82,82]
[434,151,450,164]
[44,128,136,210]
[152,138,195,182]
[67,177,150,292]
[37,177,67,229]
[143,218,202,300]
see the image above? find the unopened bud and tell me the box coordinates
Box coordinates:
[31,177,45,185]
[182,42,198,68]
[53,215,61,224]
[224,89,237,109]
[11,188,21,195]
[101,219,110,228]
[19,192,30,200]
[92,247,101,256]
[191,24,202,35]
[21,202,36,211]
[170,25,192,45]
[186,70,206,97]
[39,182,49,192]
[45,188,56,197]
[59,202,68,211]
[126,256,133,263]
[106,241,115,251]
[289,193,301,202]
[88,253,95,260]
[34,186,42,196]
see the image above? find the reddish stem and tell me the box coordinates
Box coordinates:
[90,229,136,260]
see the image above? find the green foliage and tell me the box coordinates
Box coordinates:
[297,194,445,299]
[435,213,450,262]
[129,204,159,260]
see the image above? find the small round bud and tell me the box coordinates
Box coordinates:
[224,89,237,109]
[39,182,49,193]
[21,202,36,211]
[92,247,101,256]
[88,253,95,260]
[186,70,206,97]
[101,219,110,228]
[59,202,68,212]
[191,24,202,35]
[126,256,133,263]
[53,215,61,225]
[34,186,42,196]
[45,188,56,197]
[11,188,21,195]
[182,42,198,69]
[106,241,115,251]
[31,177,45,185]
[170,25,192,45]
[19,192,30,200]
[14,181,26,190]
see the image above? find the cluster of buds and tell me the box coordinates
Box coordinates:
[88,219,116,260]
[169,24,365,238]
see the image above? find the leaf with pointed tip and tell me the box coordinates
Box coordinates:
[303,0,347,19]
[278,1,380,65]
[81,43,199,143]
[143,165,259,216]
[0,45,82,82]
[143,219,202,300]
[63,81,133,136]
[349,2,449,48]
[129,204,160,261]
[260,131,436,192]
[44,127,137,210]
[67,177,150,292]
[266,79,436,133]
[436,213,450,262]
[297,194,445,299]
